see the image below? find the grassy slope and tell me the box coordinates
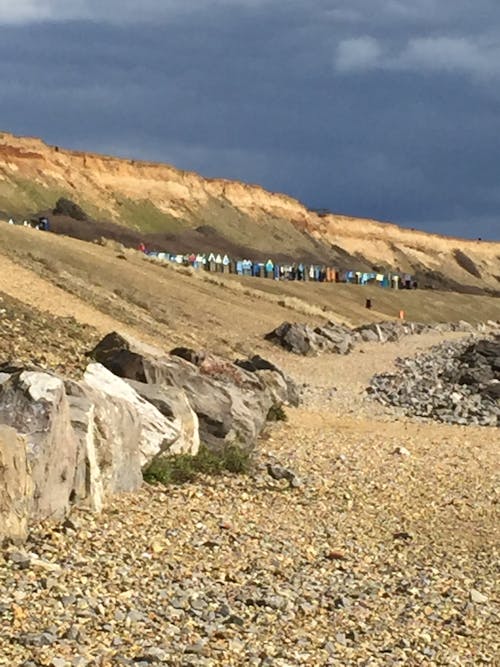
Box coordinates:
[1,133,499,294]
[0,224,498,364]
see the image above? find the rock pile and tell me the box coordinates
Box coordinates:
[0,332,298,544]
[90,333,298,451]
[265,319,498,356]
[368,335,500,426]
[264,321,354,356]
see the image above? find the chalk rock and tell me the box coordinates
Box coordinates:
[0,425,32,543]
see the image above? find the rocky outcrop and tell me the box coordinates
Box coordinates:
[368,335,500,426]
[266,319,499,356]
[264,321,354,356]
[89,332,298,452]
[0,370,79,521]
[0,361,190,539]
[64,378,144,513]
[0,364,184,524]
[0,330,297,542]
[0,425,32,544]
[126,380,200,456]
[234,355,300,407]
[83,363,181,465]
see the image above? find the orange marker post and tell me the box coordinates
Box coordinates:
[399,310,405,320]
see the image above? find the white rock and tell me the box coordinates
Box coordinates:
[393,446,411,457]
[84,363,181,465]
[469,589,488,604]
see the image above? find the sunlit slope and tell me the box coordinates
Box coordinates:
[1,131,499,292]
[0,224,498,362]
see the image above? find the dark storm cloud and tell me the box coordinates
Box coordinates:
[0,1,499,239]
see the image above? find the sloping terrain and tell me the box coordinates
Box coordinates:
[0,223,499,367]
[0,176,499,664]
[1,131,499,294]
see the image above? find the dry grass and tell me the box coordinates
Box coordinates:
[0,224,498,362]
[1,131,499,297]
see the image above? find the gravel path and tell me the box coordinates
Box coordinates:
[1,332,498,666]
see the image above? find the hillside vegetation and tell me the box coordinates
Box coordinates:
[1,131,499,295]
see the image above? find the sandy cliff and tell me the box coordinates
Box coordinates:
[0,131,499,293]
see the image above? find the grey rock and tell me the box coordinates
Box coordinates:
[369,334,500,427]
[19,631,57,646]
[50,658,67,667]
[171,596,189,610]
[0,371,78,521]
[126,379,200,456]
[88,332,278,452]
[265,321,354,356]
[235,355,300,407]
[266,463,302,488]
[469,588,488,604]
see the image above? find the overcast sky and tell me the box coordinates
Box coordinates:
[1,0,499,239]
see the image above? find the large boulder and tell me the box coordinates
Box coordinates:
[53,197,89,221]
[83,363,181,465]
[264,322,325,356]
[64,379,143,512]
[0,425,32,544]
[126,380,200,456]
[234,355,300,407]
[314,322,355,354]
[88,333,276,452]
[265,321,355,356]
[0,371,78,521]
[355,321,430,343]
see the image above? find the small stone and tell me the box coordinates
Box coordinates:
[325,549,347,561]
[335,632,347,646]
[63,625,80,641]
[8,551,31,568]
[72,659,88,667]
[171,596,188,610]
[324,641,336,655]
[190,597,207,611]
[266,595,286,610]
[469,589,488,604]
[223,614,245,627]
[393,531,412,541]
[51,658,68,667]
[185,640,206,655]
[393,446,411,457]
[126,609,144,624]
[216,603,231,617]
[333,596,350,609]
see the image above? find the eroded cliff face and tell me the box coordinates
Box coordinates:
[0,131,499,292]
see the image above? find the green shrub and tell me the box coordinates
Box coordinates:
[143,444,251,486]
[266,404,288,422]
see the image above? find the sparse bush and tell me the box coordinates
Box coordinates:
[143,444,252,486]
[267,404,288,422]
[453,249,482,278]
[53,197,89,221]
